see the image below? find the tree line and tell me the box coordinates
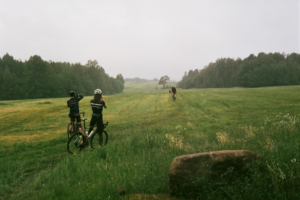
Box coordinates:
[125,77,158,83]
[178,52,300,89]
[0,53,125,100]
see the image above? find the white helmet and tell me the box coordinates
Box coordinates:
[94,89,102,95]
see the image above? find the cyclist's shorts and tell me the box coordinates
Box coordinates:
[69,114,81,123]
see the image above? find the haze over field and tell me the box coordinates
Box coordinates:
[0,0,299,80]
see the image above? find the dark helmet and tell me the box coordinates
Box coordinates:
[69,91,75,96]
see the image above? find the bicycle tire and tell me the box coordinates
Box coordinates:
[67,132,84,154]
[67,123,73,139]
[90,130,108,148]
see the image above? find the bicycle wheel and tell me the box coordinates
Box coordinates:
[90,130,108,148]
[67,132,84,154]
[67,123,73,139]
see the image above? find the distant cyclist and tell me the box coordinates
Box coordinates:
[67,91,84,133]
[171,86,177,100]
[87,89,107,139]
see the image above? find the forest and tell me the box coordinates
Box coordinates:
[178,52,300,89]
[0,53,125,100]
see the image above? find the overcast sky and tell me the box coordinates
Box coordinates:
[0,0,299,81]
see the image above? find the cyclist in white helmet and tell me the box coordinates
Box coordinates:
[87,89,107,139]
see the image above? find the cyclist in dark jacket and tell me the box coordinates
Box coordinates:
[171,86,177,100]
[67,91,84,133]
[87,89,107,139]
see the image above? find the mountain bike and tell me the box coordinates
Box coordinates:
[67,118,108,154]
[67,111,85,139]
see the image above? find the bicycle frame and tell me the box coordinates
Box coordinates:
[69,111,85,132]
[82,122,109,139]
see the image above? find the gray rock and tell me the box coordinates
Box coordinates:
[169,150,260,196]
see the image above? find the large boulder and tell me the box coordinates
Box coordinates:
[169,150,260,196]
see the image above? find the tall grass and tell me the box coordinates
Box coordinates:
[6,114,300,200]
[1,84,300,199]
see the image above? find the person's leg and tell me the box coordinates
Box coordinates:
[88,116,97,137]
[70,117,75,132]
[76,116,82,133]
[97,116,104,135]
[69,117,75,137]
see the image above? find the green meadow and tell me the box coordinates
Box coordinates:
[1,83,300,199]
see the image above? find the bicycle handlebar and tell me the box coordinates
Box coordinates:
[79,111,85,117]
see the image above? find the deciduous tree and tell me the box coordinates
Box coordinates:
[158,75,170,88]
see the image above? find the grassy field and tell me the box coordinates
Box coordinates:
[1,83,300,199]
